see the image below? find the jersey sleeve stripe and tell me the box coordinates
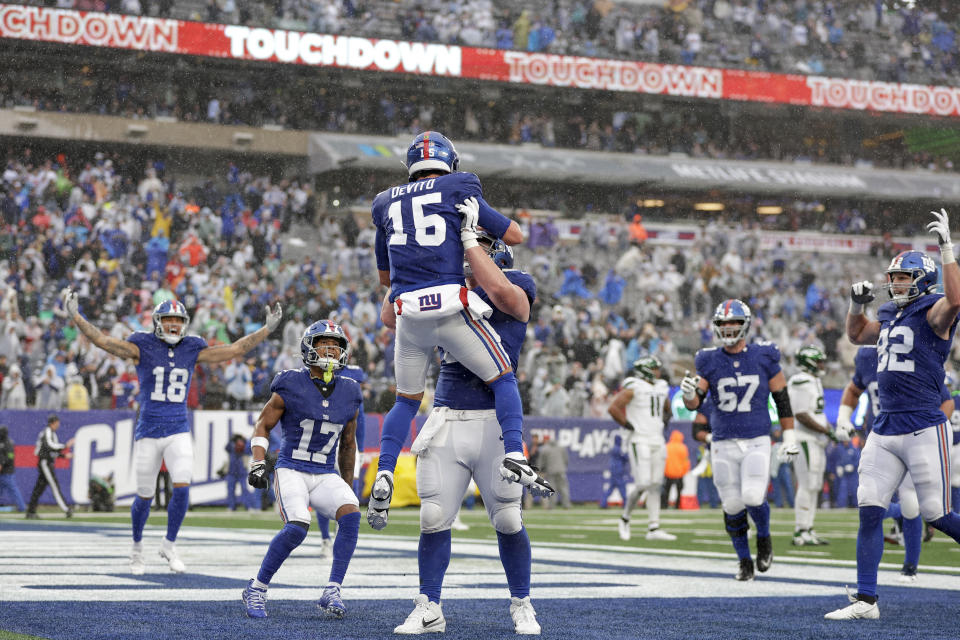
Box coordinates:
[938,422,951,512]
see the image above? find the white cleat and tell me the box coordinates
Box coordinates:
[645,527,677,541]
[618,517,631,541]
[451,515,470,531]
[320,538,333,559]
[898,565,918,584]
[367,470,394,531]
[394,594,446,634]
[510,596,541,635]
[130,544,145,576]
[159,540,186,573]
[825,589,879,620]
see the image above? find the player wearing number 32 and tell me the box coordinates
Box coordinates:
[368,131,551,532]
[826,208,960,621]
[681,299,799,582]
[242,320,361,620]
[62,290,283,575]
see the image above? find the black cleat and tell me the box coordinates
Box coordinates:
[735,558,755,581]
[756,535,773,572]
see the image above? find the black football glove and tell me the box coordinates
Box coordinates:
[248,459,268,489]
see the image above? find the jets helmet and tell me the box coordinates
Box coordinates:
[633,355,663,383]
[796,344,826,376]
[301,320,349,370]
[406,131,459,180]
[152,300,190,345]
[884,250,938,307]
[712,299,752,347]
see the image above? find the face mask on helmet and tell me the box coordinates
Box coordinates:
[463,231,515,276]
[406,131,459,181]
[152,301,190,345]
[712,300,752,347]
[301,321,350,372]
[883,251,938,307]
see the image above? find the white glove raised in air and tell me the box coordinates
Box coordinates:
[777,429,801,463]
[61,287,79,317]
[929,208,955,264]
[850,281,875,305]
[680,370,701,402]
[264,302,283,332]
[456,196,481,250]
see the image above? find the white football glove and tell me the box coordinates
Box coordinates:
[61,287,79,317]
[264,302,283,332]
[704,432,713,444]
[456,196,481,250]
[680,370,701,402]
[834,419,854,443]
[951,410,960,433]
[777,429,801,463]
[929,208,955,264]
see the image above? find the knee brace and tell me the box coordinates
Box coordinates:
[724,510,750,538]
[490,504,523,535]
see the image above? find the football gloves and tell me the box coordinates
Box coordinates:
[850,281,875,306]
[62,287,79,317]
[248,459,268,489]
[680,370,701,402]
[456,196,481,250]
[264,302,283,332]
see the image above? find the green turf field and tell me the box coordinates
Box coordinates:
[25,504,957,573]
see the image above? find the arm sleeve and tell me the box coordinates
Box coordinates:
[764,344,782,377]
[46,428,66,452]
[374,226,390,272]
[476,197,511,238]
[269,372,287,397]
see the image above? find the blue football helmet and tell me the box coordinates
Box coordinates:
[406,131,459,180]
[301,320,349,370]
[884,250,938,307]
[152,300,190,345]
[464,230,515,276]
[712,299,752,347]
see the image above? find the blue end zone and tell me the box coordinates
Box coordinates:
[0,593,954,640]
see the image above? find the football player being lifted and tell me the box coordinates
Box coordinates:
[681,299,799,581]
[242,321,362,620]
[368,131,552,532]
[63,291,282,574]
[827,208,960,620]
[607,356,677,542]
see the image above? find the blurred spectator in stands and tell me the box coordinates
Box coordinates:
[662,430,690,508]
[537,434,571,509]
[1,364,26,409]
[33,363,64,410]
[65,368,90,410]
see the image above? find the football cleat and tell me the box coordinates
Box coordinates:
[318,584,346,618]
[735,558,755,581]
[510,596,541,635]
[645,527,677,541]
[130,544,145,576]
[394,594,446,634]
[924,523,935,542]
[806,529,829,546]
[499,453,554,497]
[242,579,268,618]
[367,470,394,531]
[320,538,333,558]
[791,530,807,546]
[618,517,631,541]
[898,564,918,584]
[451,514,470,531]
[824,593,879,620]
[159,541,186,573]
[756,536,773,572]
[884,521,903,546]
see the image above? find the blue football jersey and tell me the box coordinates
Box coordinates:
[339,364,367,453]
[127,332,206,440]
[873,295,958,435]
[694,342,782,441]
[372,172,512,300]
[434,270,536,410]
[271,367,362,474]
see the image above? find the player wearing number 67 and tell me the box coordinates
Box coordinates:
[62,291,282,575]
[681,298,798,582]
[826,208,960,621]
[241,320,362,620]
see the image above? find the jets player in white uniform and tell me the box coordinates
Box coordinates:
[787,345,844,546]
[607,356,677,542]
[63,290,282,574]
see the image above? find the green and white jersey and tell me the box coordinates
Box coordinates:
[787,371,827,445]
[623,377,670,443]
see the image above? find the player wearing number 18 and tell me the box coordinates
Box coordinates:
[62,290,283,575]
[826,208,960,621]
[681,299,799,582]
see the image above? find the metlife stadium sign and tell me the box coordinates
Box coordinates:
[4,3,960,117]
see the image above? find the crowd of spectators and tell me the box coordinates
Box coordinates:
[4,147,958,425]
[16,0,960,88]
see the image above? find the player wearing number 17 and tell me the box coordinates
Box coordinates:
[368,131,550,531]
[681,299,799,582]
[61,290,283,575]
[825,208,960,621]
